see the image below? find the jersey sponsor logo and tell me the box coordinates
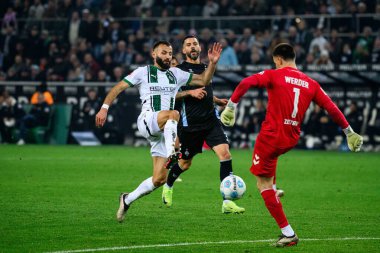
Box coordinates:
[284,119,299,126]
[258,71,265,75]
[149,86,176,92]
[284,76,309,88]
[253,154,260,165]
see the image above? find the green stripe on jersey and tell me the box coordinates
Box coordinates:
[149,65,158,83]
[166,70,177,85]
[186,73,193,86]
[123,78,134,87]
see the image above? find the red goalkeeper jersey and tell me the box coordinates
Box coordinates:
[231,67,349,148]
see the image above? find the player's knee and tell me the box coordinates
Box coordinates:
[152,176,166,187]
[179,159,191,170]
[168,110,180,121]
[218,149,231,160]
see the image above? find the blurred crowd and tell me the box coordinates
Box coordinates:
[0,0,380,82]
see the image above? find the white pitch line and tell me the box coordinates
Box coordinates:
[45,237,380,253]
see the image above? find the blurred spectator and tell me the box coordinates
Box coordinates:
[79,10,98,46]
[315,50,333,66]
[17,91,52,145]
[230,0,247,16]
[111,66,123,82]
[346,101,363,133]
[43,0,57,18]
[108,21,126,47]
[308,28,329,56]
[83,53,100,78]
[67,11,81,46]
[2,7,17,32]
[329,29,343,63]
[248,99,266,133]
[295,19,313,50]
[113,40,134,66]
[216,0,231,16]
[58,0,74,18]
[156,8,171,36]
[31,82,54,105]
[0,26,18,71]
[82,88,101,130]
[237,41,251,64]
[28,0,45,19]
[371,37,380,63]
[25,26,44,64]
[238,27,255,48]
[340,43,353,63]
[219,38,238,66]
[203,0,219,17]
[170,56,179,67]
[0,89,24,143]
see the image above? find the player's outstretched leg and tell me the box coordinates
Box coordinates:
[116,193,130,222]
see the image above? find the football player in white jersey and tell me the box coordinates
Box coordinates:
[95,40,222,222]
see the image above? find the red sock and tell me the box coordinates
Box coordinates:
[261,189,289,228]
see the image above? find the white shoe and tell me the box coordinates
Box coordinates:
[276,189,284,198]
[116,193,130,223]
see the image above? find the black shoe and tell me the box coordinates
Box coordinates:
[164,151,182,169]
[116,193,129,223]
[274,233,299,247]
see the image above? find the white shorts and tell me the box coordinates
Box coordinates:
[137,110,166,158]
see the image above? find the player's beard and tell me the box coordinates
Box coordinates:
[156,56,170,70]
[186,50,200,61]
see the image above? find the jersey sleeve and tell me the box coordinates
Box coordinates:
[230,70,272,103]
[313,84,349,129]
[171,67,193,87]
[122,67,145,87]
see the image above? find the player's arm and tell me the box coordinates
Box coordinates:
[188,43,222,87]
[175,87,207,100]
[221,75,263,126]
[95,81,130,128]
[313,86,363,152]
[213,96,228,106]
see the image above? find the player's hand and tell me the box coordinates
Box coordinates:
[208,42,222,64]
[347,132,363,152]
[189,87,207,100]
[221,107,236,127]
[215,98,228,107]
[95,109,108,128]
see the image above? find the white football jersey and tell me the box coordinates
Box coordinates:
[123,65,193,112]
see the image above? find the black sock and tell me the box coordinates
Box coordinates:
[220,159,232,182]
[166,163,184,187]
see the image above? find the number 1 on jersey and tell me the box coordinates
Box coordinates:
[292,88,300,118]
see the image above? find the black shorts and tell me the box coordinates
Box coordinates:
[178,122,229,160]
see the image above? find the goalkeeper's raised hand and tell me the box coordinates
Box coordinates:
[344,126,363,152]
[221,100,237,127]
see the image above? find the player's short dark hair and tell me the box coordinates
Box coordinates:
[152,40,172,50]
[272,43,296,61]
[182,35,199,46]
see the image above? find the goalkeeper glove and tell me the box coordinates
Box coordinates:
[221,100,237,127]
[344,126,363,152]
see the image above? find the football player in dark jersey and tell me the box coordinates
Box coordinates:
[162,35,245,214]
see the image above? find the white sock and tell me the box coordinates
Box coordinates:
[272,184,277,191]
[163,120,178,157]
[124,177,156,205]
[281,224,295,237]
[164,183,172,188]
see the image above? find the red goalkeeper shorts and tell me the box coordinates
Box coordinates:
[250,136,294,178]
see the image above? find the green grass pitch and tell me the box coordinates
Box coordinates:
[1,145,380,253]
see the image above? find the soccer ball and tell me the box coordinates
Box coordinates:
[220,174,246,200]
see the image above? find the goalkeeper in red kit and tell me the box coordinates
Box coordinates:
[221,43,363,247]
